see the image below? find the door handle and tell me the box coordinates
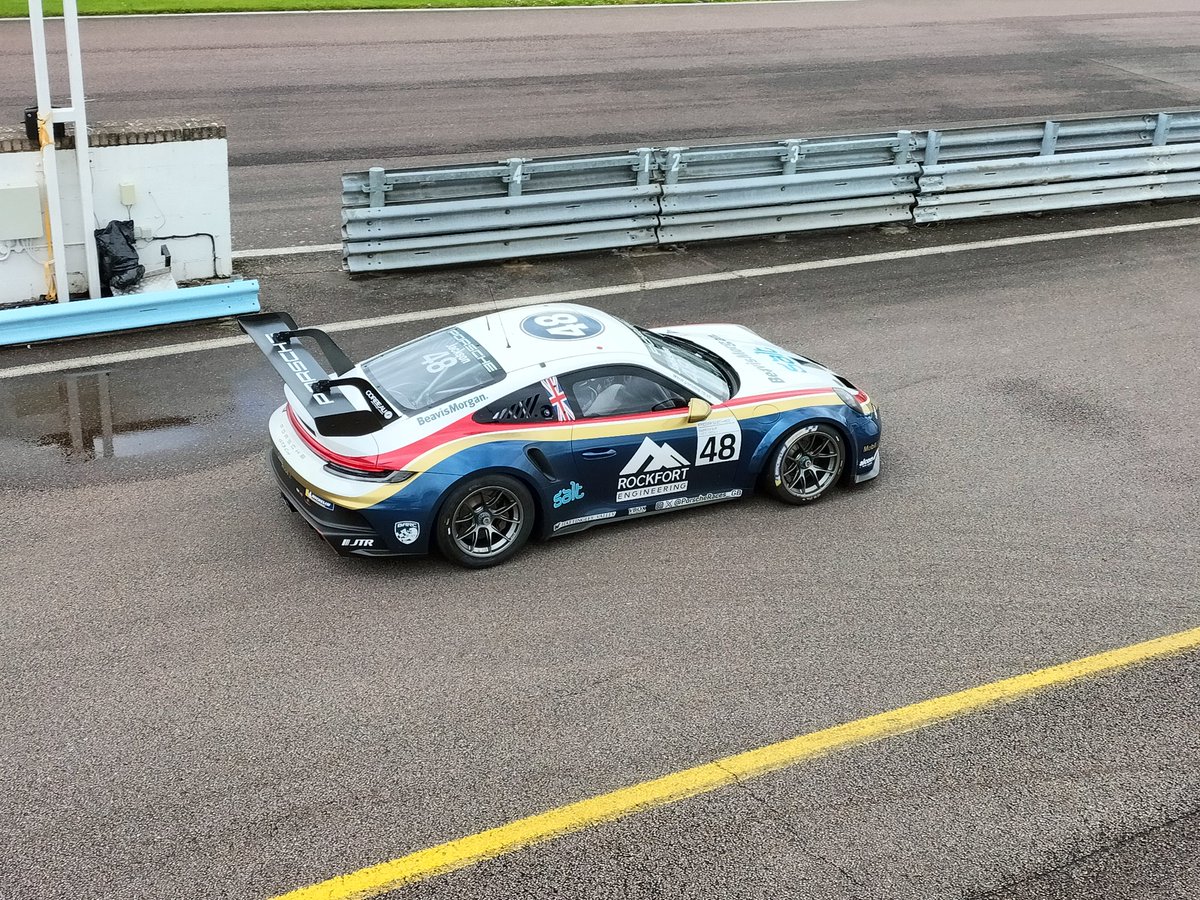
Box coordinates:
[581,448,617,459]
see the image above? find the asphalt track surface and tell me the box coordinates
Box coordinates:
[2,1,1200,898]
[3,203,1200,898]
[3,0,1200,248]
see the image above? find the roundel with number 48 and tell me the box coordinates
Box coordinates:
[520,311,605,340]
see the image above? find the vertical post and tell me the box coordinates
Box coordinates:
[28,0,70,302]
[1039,121,1060,156]
[1152,112,1171,146]
[894,130,913,165]
[924,130,942,166]
[634,148,652,187]
[781,140,803,176]
[503,158,526,197]
[367,166,385,208]
[62,0,102,299]
[663,148,683,186]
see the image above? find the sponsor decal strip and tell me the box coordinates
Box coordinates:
[552,510,616,532]
[655,489,744,510]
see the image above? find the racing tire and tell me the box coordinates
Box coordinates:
[763,423,846,505]
[436,474,536,569]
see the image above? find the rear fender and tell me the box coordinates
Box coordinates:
[429,464,553,542]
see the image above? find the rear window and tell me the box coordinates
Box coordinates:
[361,327,505,413]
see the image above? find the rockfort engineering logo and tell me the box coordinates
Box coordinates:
[616,437,690,502]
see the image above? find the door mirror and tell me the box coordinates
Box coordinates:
[687,398,712,423]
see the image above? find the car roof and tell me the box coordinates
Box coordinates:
[455,303,652,374]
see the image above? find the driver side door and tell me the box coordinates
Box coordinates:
[557,365,699,527]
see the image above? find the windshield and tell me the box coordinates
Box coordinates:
[634,327,732,402]
[361,326,505,413]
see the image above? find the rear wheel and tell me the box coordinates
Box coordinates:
[436,474,535,568]
[763,423,845,505]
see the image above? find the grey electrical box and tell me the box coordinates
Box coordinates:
[0,185,44,241]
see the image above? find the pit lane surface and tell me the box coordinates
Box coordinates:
[2,208,1198,898]
[3,0,1200,249]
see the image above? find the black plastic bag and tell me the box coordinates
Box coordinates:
[94,220,144,296]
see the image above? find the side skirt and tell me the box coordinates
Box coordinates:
[547,489,748,539]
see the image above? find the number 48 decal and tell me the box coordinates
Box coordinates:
[520,311,606,341]
[698,433,737,462]
[695,418,742,467]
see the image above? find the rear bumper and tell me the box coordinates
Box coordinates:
[270,448,398,556]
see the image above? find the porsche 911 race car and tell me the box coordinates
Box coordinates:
[240,304,880,567]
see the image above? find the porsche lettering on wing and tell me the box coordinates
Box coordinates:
[271,342,334,405]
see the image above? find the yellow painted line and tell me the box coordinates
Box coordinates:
[272,625,1200,900]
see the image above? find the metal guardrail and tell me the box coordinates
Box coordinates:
[342,149,655,208]
[342,110,1200,273]
[342,185,659,273]
[657,164,918,242]
[922,111,1200,164]
[916,142,1200,222]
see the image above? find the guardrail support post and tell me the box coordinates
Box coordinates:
[894,130,914,165]
[923,130,942,166]
[503,158,528,197]
[1152,112,1172,146]
[367,167,385,209]
[663,148,684,186]
[634,148,653,187]
[781,140,805,176]
[1040,121,1060,156]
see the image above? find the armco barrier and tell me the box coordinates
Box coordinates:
[343,110,1200,273]
[0,279,260,347]
[916,142,1200,222]
[657,163,918,241]
[342,185,659,272]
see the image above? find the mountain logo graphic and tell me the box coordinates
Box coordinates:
[619,437,690,475]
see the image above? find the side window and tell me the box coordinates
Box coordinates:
[473,384,555,424]
[563,367,689,419]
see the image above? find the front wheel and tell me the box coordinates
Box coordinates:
[763,423,846,505]
[436,474,536,568]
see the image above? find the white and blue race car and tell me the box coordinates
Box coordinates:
[240,304,880,567]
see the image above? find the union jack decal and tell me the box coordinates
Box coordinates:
[542,375,576,421]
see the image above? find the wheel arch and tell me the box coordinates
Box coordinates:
[750,412,857,485]
[431,464,550,541]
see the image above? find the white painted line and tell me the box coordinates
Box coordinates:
[4,215,1200,381]
[0,1,863,22]
[233,243,341,259]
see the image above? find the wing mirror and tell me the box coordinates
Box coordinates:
[687,398,712,423]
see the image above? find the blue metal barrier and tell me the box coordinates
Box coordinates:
[0,279,260,347]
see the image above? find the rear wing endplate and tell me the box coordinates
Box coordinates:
[238,312,399,437]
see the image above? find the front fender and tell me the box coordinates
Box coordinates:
[748,404,878,478]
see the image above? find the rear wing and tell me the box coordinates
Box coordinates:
[238,312,399,437]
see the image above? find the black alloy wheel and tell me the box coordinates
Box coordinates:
[764,423,846,505]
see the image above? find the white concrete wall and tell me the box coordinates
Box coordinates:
[0,138,232,305]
